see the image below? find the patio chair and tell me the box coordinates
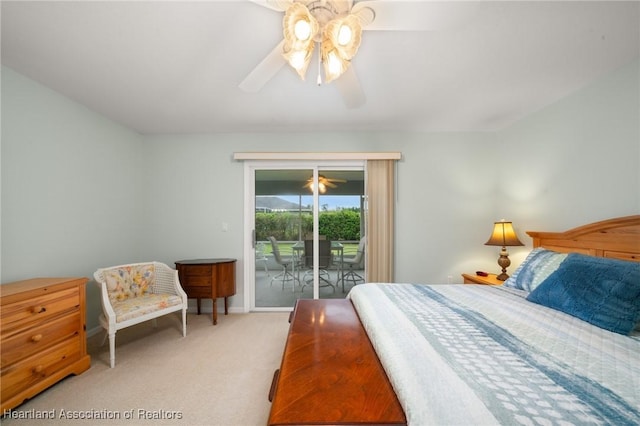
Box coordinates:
[301,239,335,292]
[268,236,299,291]
[338,236,366,292]
[255,241,270,276]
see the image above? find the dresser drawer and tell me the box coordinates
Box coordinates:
[1,311,81,368]
[184,287,213,298]
[183,265,213,277]
[1,336,81,399]
[1,287,79,332]
[183,274,213,287]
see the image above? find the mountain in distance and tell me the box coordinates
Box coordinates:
[255,196,303,211]
[256,196,361,211]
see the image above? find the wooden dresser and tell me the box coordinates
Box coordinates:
[175,258,236,325]
[1,277,91,411]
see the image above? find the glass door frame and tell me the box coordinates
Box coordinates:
[243,160,365,312]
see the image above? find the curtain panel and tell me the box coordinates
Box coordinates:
[365,160,395,282]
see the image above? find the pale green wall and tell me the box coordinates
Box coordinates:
[488,58,640,271]
[2,59,639,332]
[1,67,144,325]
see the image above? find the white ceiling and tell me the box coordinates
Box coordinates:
[2,1,638,134]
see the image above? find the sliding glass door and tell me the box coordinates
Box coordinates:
[254,168,313,308]
[248,162,364,310]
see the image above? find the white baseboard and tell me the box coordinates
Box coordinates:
[87,326,104,337]
[187,306,245,315]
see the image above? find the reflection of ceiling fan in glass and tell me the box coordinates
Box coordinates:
[303,175,347,194]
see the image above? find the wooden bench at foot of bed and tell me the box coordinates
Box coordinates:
[268,298,406,426]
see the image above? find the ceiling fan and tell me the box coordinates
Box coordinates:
[303,175,347,193]
[240,0,480,108]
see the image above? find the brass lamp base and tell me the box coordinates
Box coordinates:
[496,247,511,281]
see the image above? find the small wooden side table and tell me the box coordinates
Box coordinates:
[175,258,236,325]
[461,273,504,286]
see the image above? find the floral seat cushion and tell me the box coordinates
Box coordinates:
[103,264,155,303]
[111,293,184,323]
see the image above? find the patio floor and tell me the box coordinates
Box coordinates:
[254,267,365,308]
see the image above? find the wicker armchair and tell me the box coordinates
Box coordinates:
[93,261,187,367]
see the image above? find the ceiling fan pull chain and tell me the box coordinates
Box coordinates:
[317,43,322,86]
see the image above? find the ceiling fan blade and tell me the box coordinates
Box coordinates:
[334,65,366,109]
[353,0,480,31]
[239,40,286,93]
[248,0,292,12]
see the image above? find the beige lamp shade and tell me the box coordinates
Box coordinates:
[485,221,524,247]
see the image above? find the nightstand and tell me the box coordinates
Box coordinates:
[461,273,504,285]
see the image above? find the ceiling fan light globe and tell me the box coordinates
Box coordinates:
[283,2,318,42]
[289,50,306,70]
[282,2,319,80]
[308,182,326,194]
[327,52,342,75]
[323,49,348,82]
[294,19,312,41]
[337,24,352,46]
[324,15,362,59]
[283,44,313,79]
[305,175,345,193]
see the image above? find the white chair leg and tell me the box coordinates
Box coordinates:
[109,332,116,368]
[182,309,187,337]
[100,329,108,346]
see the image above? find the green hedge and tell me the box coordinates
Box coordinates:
[256,210,361,241]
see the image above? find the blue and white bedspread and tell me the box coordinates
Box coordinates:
[348,283,640,426]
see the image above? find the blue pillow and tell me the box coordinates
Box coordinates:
[526,253,640,335]
[503,248,567,292]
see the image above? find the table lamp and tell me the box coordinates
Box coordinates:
[485,220,524,281]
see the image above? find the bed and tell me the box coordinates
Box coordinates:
[268,215,640,426]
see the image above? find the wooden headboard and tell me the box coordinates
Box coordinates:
[527,215,640,262]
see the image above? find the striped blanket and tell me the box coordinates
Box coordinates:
[348,284,640,425]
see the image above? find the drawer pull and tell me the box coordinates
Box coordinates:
[269,369,280,402]
[32,306,47,314]
[31,334,43,342]
[33,365,44,374]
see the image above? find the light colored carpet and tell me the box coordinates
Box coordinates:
[2,311,290,426]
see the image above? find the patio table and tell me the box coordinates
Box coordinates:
[291,241,344,291]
